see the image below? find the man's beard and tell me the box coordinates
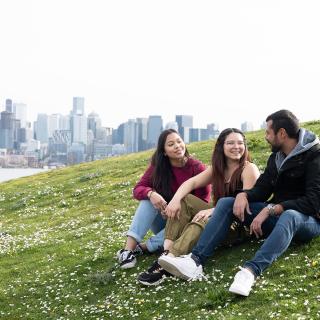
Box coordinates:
[271,144,281,152]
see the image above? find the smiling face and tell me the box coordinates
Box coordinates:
[164,132,186,163]
[223,132,246,161]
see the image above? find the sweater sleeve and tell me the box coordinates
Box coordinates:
[192,161,212,203]
[132,165,153,200]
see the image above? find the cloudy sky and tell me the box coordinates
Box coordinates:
[1,0,320,130]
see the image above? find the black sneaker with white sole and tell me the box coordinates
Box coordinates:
[118,250,137,269]
[137,260,172,286]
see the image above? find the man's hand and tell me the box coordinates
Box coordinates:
[233,192,251,222]
[250,208,269,238]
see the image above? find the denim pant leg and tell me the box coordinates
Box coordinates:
[192,197,236,265]
[127,200,166,252]
[146,214,166,253]
[244,210,320,277]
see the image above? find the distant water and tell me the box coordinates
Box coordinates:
[0,168,49,183]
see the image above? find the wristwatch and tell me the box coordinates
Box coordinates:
[267,204,277,216]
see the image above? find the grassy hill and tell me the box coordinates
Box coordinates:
[1,121,320,320]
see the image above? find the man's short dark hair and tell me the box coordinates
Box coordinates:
[266,109,300,139]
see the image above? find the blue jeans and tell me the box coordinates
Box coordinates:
[192,197,320,276]
[127,200,166,252]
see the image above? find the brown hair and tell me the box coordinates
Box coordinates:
[211,128,250,205]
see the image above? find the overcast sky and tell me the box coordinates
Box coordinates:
[1,0,320,130]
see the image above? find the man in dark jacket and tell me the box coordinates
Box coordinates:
[158,110,320,296]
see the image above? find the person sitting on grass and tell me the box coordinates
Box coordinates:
[117,129,211,269]
[158,109,320,297]
[137,128,260,285]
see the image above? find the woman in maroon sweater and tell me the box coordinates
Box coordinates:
[117,129,211,269]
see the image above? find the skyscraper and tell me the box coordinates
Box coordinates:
[175,115,193,139]
[13,103,27,128]
[124,119,137,153]
[72,97,85,116]
[5,99,13,113]
[0,111,14,148]
[147,115,163,148]
[241,121,254,133]
[135,118,148,152]
[71,114,87,145]
[34,114,49,143]
[87,111,102,138]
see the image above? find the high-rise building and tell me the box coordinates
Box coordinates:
[34,114,49,143]
[165,121,179,131]
[49,130,72,164]
[5,99,13,113]
[112,123,125,145]
[71,114,87,145]
[135,118,148,152]
[175,115,193,140]
[124,119,137,153]
[72,97,85,116]
[241,121,254,133]
[48,114,60,138]
[147,115,163,148]
[13,103,27,128]
[207,123,220,139]
[0,111,15,149]
[87,111,102,138]
[59,115,71,130]
[189,128,200,142]
[200,128,209,141]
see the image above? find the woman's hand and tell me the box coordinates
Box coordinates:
[164,198,181,219]
[149,191,167,213]
[192,208,213,222]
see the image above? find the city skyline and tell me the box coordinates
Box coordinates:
[0,97,222,168]
[1,1,320,130]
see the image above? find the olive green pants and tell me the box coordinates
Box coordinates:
[165,194,249,256]
[165,194,212,256]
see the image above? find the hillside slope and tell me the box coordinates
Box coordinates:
[0,121,320,320]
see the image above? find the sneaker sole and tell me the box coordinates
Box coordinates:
[120,260,137,269]
[158,259,191,280]
[138,277,164,286]
[229,285,250,296]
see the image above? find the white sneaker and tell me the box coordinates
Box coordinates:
[229,267,255,296]
[158,253,204,280]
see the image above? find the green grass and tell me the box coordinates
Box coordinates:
[0,122,320,319]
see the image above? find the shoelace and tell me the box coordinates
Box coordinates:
[187,272,208,282]
[120,250,133,261]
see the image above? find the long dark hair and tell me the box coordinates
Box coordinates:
[211,128,250,205]
[150,129,189,202]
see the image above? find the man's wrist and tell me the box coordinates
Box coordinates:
[239,192,248,199]
[267,203,283,216]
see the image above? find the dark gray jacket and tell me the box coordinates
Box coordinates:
[246,129,320,219]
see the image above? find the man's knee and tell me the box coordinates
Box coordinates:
[277,210,301,231]
[215,197,235,212]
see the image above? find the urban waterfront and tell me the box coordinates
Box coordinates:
[0,168,49,183]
